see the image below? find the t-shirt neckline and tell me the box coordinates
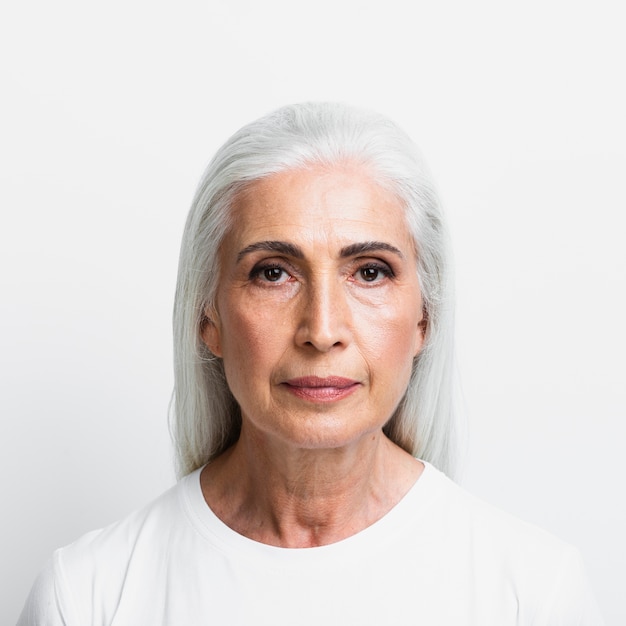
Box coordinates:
[180,459,439,565]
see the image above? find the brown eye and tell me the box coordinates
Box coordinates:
[249,262,293,286]
[353,262,394,285]
[360,267,380,282]
[264,267,284,282]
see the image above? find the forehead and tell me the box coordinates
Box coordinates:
[226,164,414,253]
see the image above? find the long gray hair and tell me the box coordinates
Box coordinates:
[172,102,458,478]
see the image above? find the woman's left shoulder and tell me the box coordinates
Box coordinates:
[419,463,605,624]
[424,463,572,553]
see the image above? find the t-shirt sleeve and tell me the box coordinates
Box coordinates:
[535,547,605,626]
[16,553,72,626]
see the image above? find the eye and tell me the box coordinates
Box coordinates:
[354,262,394,284]
[249,263,292,285]
[360,266,381,282]
[263,267,285,282]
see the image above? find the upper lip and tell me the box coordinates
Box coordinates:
[283,376,359,388]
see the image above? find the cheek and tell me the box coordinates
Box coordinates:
[358,297,422,356]
[355,305,422,396]
[220,307,287,371]
[377,320,419,364]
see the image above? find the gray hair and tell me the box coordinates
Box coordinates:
[171,102,458,478]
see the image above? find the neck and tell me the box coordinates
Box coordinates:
[200,425,423,547]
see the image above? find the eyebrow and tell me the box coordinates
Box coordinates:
[236,240,404,263]
[339,241,404,260]
[237,241,304,263]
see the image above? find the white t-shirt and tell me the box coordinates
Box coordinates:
[18,462,604,625]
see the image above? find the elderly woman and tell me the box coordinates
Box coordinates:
[19,103,603,625]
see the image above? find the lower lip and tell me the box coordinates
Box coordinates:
[282,383,360,402]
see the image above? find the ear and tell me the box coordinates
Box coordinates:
[200,309,223,357]
[413,307,428,357]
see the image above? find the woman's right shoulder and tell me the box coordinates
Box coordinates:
[17,475,194,626]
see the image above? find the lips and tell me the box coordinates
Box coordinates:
[282,376,361,402]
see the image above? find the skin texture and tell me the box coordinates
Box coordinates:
[200,163,426,547]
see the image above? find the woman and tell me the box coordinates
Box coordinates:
[18,103,603,624]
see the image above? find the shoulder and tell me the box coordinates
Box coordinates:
[422,462,572,554]
[416,463,604,624]
[58,475,186,571]
[17,472,199,626]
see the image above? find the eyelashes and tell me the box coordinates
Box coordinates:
[248,260,396,286]
[249,263,292,284]
[355,262,395,283]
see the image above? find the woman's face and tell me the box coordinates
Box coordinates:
[202,164,425,451]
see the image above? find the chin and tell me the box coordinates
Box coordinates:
[273,418,384,452]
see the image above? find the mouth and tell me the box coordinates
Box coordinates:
[281,376,361,402]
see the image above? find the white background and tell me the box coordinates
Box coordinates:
[1,1,624,623]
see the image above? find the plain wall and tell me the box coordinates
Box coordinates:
[1,1,624,623]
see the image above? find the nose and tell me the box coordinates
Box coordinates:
[295,275,352,352]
